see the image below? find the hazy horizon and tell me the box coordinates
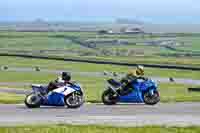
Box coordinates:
[1,0,200,24]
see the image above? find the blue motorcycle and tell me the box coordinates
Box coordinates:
[102,78,160,105]
[25,82,84,108]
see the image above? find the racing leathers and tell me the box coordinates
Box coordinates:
[47,77,72,92]
[119,70,145,95]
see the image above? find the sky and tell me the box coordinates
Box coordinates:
[0,0,200,24]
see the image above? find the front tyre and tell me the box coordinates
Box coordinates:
[65,92,84,108]
[144,90,160,105]
[24,93,41,108]
[102,89,118,105]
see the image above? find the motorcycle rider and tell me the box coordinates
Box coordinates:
[119,65,145,95]
[47,72,72,92]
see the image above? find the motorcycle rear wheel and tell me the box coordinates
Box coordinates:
[24,93,41,108]
[102,89,119,105]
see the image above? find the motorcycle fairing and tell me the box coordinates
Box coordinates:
[52,86,75,96]
[41,86,76,106]
[42,92,65,106]
[118,79,156,103]
[119,91,144,103]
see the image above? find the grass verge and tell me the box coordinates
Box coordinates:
[1,125,200,133]
[0,56,200,80]
[0,92,24,104]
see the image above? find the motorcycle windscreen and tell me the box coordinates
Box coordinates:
[45,92,65,106]
[139,81,154,91]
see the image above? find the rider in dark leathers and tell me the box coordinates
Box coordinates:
[119,65,145,95]
[47,72,72,92]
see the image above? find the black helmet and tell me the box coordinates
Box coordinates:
[62,72,71,81]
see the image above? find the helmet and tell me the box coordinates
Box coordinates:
[136,65,144,76]
[62,72,71,81]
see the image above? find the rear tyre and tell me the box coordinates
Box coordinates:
[64,92,84,108]
[24,93,41,108]
[102,89,119,105]
[143,90,160,105]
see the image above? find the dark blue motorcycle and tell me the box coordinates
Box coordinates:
[102,78,160,105]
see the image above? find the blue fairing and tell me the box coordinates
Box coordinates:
[40,83,82,106]
[119,90,144,103]
[42,92,65,106]
[119,79,157,103]
[71,84,81,91]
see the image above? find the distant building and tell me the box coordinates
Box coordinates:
[122,27,144,34]
[98,29,114,34]
[98,30,108,34]
[115,18,144,25]
[98,27,144,34]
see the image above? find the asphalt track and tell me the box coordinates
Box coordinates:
[0,103,200,126]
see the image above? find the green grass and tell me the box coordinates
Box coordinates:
[175,37,200,52]
[2,54,200,68]
[0,31,97,57]
[1,31,200,64]
[0,92,24,104]
[1,125,200,133]
[0,31,97,38]
[160,83,200,102]
[78,55,200,67]
[0,56,200,79]
[0,71,56,83]
[0,37,85,50]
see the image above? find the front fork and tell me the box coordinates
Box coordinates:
[108,84,119,93]
[106,87,120,98]
[72,91,81,101]
[72,92,76,99]
[149,89,154,96]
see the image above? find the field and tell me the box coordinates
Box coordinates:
[0,31,200,67]
[0,56,200,79]
[0,31,200,103]
[1,125,200,133]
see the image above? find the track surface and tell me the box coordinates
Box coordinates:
[0,103,200,126]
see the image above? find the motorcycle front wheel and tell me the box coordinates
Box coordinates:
[24,93,41,108]
[64,92,84,108]
[143,90,160,105]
